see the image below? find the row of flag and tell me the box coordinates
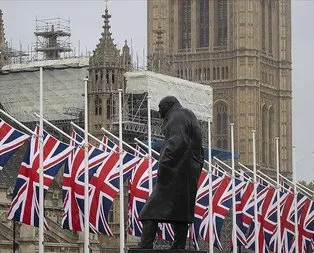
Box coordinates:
[1,118,314,252]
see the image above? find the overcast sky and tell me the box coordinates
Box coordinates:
[1,0,314,181]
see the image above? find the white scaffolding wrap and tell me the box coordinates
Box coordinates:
[124,71,213,121]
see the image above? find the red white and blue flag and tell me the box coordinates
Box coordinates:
[0,119,30,169]
[8,126,73,227]
[61,131,107,232]
[128,157,158,236]
[199,175,246,250]
[88,136,140,235]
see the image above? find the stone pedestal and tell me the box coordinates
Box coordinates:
[128,250,207,253]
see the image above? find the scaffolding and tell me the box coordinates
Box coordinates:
[34,17,72,60]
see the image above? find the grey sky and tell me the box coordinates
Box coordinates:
[1,0,314,181]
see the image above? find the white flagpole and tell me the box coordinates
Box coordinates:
[118,89,125,253]
[293,146,299,253]
[252,130,259,253]
[230,123,237,253]
[0,109,36,136]
[275,137,281,253]
[147,95,153,195]
[39,66,44,253]
[83,77,89,253]
[208,117,213,253]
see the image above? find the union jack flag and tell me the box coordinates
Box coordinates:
[236,179,255,247]
[245,185,278,253]
[88,136,140,235]
[62,131,107,232]
[8,126,73,227]
[0,119,30,169]
[199,175,246,250]
[128,157,158,236]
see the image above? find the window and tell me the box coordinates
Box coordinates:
[107,97,112,119]
[268,1,273,53]
[112,69,115,84]
[217,67,220,80]
[262,0,266,51]
[269,107,274,166]
[262,105,268,164]
[179,0,191,50]
[213,67,216,80]
[225,66,229,79]
[199,0,209,48]
[222,67,225,79]
[95,97,102,116]
[215,102,228,150]
[215,0,228,46]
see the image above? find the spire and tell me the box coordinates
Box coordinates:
[0,10,5,46]
[101,2,113,41]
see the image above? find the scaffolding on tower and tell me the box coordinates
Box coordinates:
[34,17,72,60]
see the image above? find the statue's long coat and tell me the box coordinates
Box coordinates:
[139,99,204,223]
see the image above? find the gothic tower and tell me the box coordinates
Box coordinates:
[0,10,8,68]
[88,5,132,139]
[147,0,292,176]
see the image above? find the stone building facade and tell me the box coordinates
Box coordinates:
[147,0,292,176]
[0,10,8,68]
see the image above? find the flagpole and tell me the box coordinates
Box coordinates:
[39,66,44,253]
[118,89,125,253]
[208,117,213,253]
[102,129,146,157]
[279,173,313,197]
[230,123,236,253]
[0,109,36,135]
[275,137,281,253]
[293,145,299,253]
[84,77,89,253]
[252,130,259,253]
[147,95,153,195]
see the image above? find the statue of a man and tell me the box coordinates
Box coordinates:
[139,96,204,249]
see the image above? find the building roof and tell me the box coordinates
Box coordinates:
[125,71,213,121]
[0,58,88,123]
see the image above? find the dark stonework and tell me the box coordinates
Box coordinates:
[128,250,207,253]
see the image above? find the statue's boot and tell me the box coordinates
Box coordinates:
[139,220,158,249]
[170,222,189,249]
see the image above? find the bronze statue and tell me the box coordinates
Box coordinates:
[139,96,204,249]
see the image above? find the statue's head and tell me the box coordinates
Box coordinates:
[158,96,181,119]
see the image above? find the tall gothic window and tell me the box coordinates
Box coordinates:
[199,0,209,48]
[268,1,273,54]
[95,97,102,116]
[215,0,228,47]
[262,0,266,51]
[215,102,228,150]
[179,0,191,50]
[269,107,274,166]
[107,96,112,119]
[262,105,268,164]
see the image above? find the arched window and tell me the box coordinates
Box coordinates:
[203,68,207,80]
[207,68,211,80]
[199,68,202,80]
[222,67,225,79]
[95,97,102,116]
[213,67,216,80]
[269,106,275,166]
[262,105,268,164]
[179,0,191,50]
[262,0,266,51]
[268,1,273,54]
[112,69,115,84]
[107,97,111,119]
[215,0,228,46]
[225,66,229,79]
[215,102,228,149]
[217,67,220,80]
[195,69,198,80]
[199,0,209,48]
[106,69,109,83]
